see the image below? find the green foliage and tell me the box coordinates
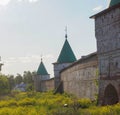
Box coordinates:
[15,74,23,85]
[0,71,36,93]
[78,98,92,108]
[18,98,36,106]
[22,71,36,91]
[95,68,99,86]
[0,91,120,115]
[23,71,36,83]
[26,83,34,91]
[0,75,10,95]
[7,75,15,90]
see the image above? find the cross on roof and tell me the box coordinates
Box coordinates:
[65,26,68,39]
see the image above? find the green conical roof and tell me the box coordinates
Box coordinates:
[37,60,49,75]
[57,39,76,63]
[109,0,120,7]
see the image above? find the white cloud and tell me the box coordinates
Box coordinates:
[43,54,54,59]
[93,5,103,12]
[2,54,54,75]
[0,0,38,6]
[18,0,38,3]
[29,0,38,3]
[4,54,54,64]
[0,0,11,6]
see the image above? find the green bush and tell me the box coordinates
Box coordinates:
[78,98,92,108]
[8,100,17,106]
[18,98,36,106]
[0,75,10,95]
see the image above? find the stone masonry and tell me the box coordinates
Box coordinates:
[91,3,120,105]
[40,78,54,92]
[60,52,98,100]
[53,63,72,89]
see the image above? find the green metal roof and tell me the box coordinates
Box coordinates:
[109,0,120,7]
[37,60,49,75]
[57,39,76,63]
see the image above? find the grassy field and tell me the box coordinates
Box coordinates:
[0,91,120,115]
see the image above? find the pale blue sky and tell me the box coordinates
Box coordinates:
[0,0,108,76]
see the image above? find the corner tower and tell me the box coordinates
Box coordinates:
[53,30,76,89]
[91,1,120,105]
[34,58,50,91]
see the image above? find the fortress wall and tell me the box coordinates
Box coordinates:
[61,54,98,100]
[41,78,54,92]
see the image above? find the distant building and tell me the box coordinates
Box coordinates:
[91,0,120,105]
[34,58,50,92]
[14,82,26,92]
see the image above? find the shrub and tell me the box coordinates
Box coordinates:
[18,98,36,106]
[78,98,92,108]
[0,92,120,115]
[8,100,17,106]
[0,101,8,108]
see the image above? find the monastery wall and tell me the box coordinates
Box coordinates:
[41,78,54,92]
[60,53,98,100]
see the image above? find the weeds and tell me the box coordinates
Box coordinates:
[0,92,119,115]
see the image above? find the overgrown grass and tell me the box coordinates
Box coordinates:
[0,91,119,115]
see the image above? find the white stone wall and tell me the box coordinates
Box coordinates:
[61,60,98,100]
[95,8,120,54]
[34,75,41,91]
[53,63,72,88]
[54,63,71,78]
[34,74,50,91]
[99,50,120,77]
[95,7,120,77]
[41,78,54,92]
[40,75,50,80]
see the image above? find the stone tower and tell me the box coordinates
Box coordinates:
[34,58,50,91]
[53,33,76,89]
[91,0,120,105]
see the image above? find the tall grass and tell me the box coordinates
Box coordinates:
[0,91,119,115]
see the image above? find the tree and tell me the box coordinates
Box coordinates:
[8,75,15,90]
[23,71,37,91]
[15,73,23,85]
[0,75,10,95]
[23,71,33,84]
